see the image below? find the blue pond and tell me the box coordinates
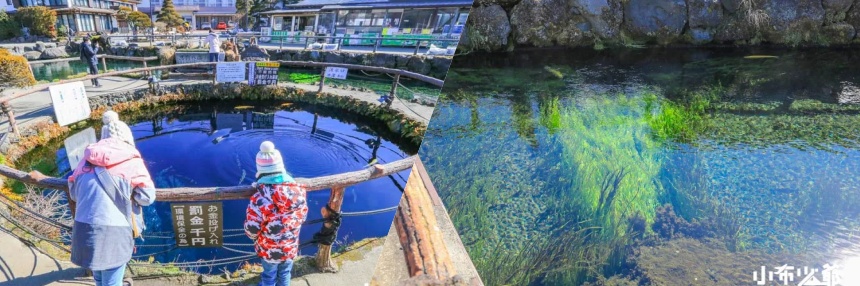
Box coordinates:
[48,103,412,271]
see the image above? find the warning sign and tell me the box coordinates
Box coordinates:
[249,62,280,86]
[171,202,223,248]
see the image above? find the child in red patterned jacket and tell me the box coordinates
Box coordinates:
[244,141,309,286]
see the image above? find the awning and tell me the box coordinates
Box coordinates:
[54,7,117,15]
[260,8,322,15]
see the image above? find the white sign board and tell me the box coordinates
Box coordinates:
[49,81,91,126]
[324,67,348,80]
[63,127,97,168]
[216,62,246,83]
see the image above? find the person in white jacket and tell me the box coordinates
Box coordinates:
[206,29,221,63]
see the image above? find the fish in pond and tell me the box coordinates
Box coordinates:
[543,66,564,79]
[771,188,799,194]
[744,55,779,59]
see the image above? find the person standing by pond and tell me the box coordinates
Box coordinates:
[68,111,155,286]
[80,36,101,87]
[206,29,221,63]
[244,141,309,286]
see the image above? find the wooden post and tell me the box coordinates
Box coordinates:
[1,102,20,138]
[212,63,217,85]
[414,40,421,55]
[373,38,379,53]
[388,74,399,108]
[318,67,326,93]
[315,186,345,272]
[101,57,107,73]
[142,60,148,77]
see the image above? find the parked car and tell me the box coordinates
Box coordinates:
[227,21,236,28]
[201,22,212,30]
[217,22,227,30]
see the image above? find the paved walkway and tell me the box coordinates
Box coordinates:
[0,225,388,286]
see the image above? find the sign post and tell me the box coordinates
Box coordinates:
[249,62,280,86]
[49,81,91,127]
[324,67,348,80]
[63,127,97,169]
[170,202,224,248]
[215,62,247,83]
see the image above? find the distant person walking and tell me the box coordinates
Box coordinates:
[244,141,309,286]
[80,36,101,87]
[68,111,155,286]
[206,29,221,63]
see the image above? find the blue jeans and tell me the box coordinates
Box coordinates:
[92,264,125,286]
[260,259,293,286]
[209,52,219,62]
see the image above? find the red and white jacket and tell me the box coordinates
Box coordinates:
[244,182,309,263]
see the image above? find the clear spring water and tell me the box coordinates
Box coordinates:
[30,102,412,272]
[421,48,860,285]
[30,60,159,82]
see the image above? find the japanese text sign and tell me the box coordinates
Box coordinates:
[324,67,348,80]
[49,81,91,126]
[171,202,223,248]
[249,62,280,86]
[216,62,247,83]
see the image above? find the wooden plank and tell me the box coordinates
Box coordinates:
[394,164,456,280]
[414,156,443,207]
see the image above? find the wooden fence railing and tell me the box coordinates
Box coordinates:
[0,155,416,271]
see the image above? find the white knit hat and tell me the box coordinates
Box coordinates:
[256,141,285,178]
[100,110,135,146]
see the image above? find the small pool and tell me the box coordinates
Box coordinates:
[423,48,860,285]
[30,59,159,82]
[19,101,413,272]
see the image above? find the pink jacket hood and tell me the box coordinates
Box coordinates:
[84,137,141,167]
[69,137,155,189]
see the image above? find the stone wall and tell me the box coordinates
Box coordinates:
[86,84,427,147]
[463,0,860,51]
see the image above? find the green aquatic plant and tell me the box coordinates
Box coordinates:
[645,86,723,142]
[557,94,664,239]
[538,96,562,134]
[789,99,860,112]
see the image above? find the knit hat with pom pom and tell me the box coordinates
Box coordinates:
[100,110,135,146]
[256,141,286,179]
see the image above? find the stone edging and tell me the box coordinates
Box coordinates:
[2,84,426,166]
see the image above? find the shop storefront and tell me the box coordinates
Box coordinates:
[261,0,470,47]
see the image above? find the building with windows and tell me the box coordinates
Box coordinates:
[140,0,235,30]
[13,0,138,33]
[0,0,15,13]
[260,0,471,47]
[138,5,234,30]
